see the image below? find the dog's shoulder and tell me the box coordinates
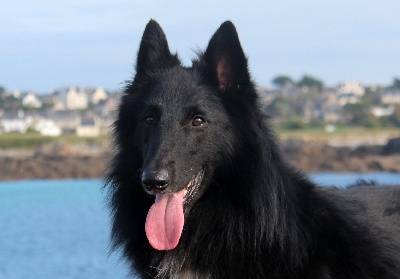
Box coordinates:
[320,182,400,243]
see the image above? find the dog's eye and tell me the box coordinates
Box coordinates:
[192,116,206,127]
[145,116,154,126]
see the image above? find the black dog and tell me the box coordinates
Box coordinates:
[106,20,400,278]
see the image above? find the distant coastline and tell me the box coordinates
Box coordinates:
[1,134,399,181]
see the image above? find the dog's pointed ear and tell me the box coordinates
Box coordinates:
[135,20,177,76]
[203,21,250,92]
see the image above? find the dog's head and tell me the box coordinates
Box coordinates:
[113,20,256,251]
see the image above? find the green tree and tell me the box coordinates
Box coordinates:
[392,77,400,89]
[388,105,400,127]
[363,87,382,105]
[3,95,21,110]
[272,75,294,88]
[266,96,298,118]
[280,119,307,130]
[297,75,324,91]
[343,103,379,127]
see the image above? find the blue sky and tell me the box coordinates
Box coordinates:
[1,0,399,93]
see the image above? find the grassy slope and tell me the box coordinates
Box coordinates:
[277,126,400,142]
[0,133,108,149]
[0,127,399,150]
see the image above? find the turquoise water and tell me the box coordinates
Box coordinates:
[0,179,130,279]
[311,172,400,187]
[0,174,399,278]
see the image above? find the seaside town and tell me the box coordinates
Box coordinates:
[0,86,118,137]
[260,76,400,130]
[0,76,400,180]
[0,76,400,137]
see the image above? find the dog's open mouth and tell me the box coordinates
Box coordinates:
[183,171,204,208]
[145,170,204,251]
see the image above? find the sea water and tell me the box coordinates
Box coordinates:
[0,179,130,279]
[0,174,399,279]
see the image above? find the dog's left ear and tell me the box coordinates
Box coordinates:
[203,21,250,92]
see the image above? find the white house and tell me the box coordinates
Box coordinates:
[338,93,361,106]
[51,98,66,111]
[34,119,62,136]
[12,90,22,98]
[371,106,395,118]
[51,110,80,131]
[22,92,42,109]
[382,90,400,104]
[67,87,88,110]
[59,87,89,110]
[91,87,108,105]
[76,116,100,137]
[1,110,32,133]
[336,82,365,97]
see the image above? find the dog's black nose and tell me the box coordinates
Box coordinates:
[142,169,170,192]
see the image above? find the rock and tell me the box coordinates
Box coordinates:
[382,137,400,155]
[0,139,399,181]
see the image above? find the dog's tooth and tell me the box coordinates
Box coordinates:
[184,190,188,197]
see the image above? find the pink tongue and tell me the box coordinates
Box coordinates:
[145,190,185,250]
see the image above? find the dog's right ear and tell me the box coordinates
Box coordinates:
[202,21,250,93]
[134,20,178,78]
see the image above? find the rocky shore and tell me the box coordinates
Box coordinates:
[281,138,400,173]
[0,138,400,181]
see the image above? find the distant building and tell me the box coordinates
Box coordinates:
[371,106,395,118]
[257,87,276,105]
[0,110,32,133]
[90,87,108,105]
[321,105,342,122]
[48,90,65,111]
[338,93,361,106]
[301,100,321,122]
[12,90,22,99]
[280,82,303,98]
[336,82,365,97]
[34,119,62,136]
[382,90,400,104]
[22,92,42,109]
[76,116,100,137]
[59,87,89,110]
[51,110,80,131]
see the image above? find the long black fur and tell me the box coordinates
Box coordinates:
[106,20,400,278]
